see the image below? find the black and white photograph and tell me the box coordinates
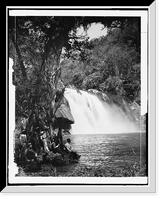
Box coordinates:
[5,5,156,192]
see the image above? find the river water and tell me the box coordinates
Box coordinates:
[56,132,147,176]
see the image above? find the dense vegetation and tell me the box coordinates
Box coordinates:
[9,16,141,154]
[61,18,140,103]
[9,17,140,118]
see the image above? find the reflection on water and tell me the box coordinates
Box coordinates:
[56,132,147,176]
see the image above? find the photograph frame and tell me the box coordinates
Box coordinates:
[2,2,156,193]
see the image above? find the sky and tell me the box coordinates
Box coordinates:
[77,23,108,40]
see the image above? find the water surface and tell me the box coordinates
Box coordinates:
[56,132,147,176]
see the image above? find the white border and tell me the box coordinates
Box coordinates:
[3,2,156,193]
[9,9,147,18]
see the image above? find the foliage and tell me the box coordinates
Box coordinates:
[59,162,146,177]
[61,18,140,103]
[9,16,141,157]
[9,17,140,121]
[16,162,146,177]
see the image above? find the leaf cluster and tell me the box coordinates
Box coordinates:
[61,18,140,103]
[9,16,141,125]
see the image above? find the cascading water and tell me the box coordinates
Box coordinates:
[64,88,140,134]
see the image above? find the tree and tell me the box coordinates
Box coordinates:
[9,16,140,151]
[60,18,140,102]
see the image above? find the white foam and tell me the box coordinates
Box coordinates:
[64,88,139,134]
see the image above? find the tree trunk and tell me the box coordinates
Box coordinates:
[58,127,63,150]
[41,33,66,150]
[10,34,27,80]
[49,44,66,148]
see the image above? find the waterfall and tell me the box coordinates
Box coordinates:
[64,88,140,134]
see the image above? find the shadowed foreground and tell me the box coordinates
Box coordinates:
[16,132,147,177]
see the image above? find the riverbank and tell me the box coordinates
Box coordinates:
[15,132,147,177]
[16,161,146,177]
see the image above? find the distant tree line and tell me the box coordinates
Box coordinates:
[61,18,140,103]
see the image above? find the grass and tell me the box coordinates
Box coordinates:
[64,162,146,177]
[16,161,146,177]
[16,164,57,177]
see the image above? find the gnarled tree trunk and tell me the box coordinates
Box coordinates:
[10,33,27,80]
[44,34,66,148]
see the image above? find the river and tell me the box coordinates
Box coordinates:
[56,132,147,176]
